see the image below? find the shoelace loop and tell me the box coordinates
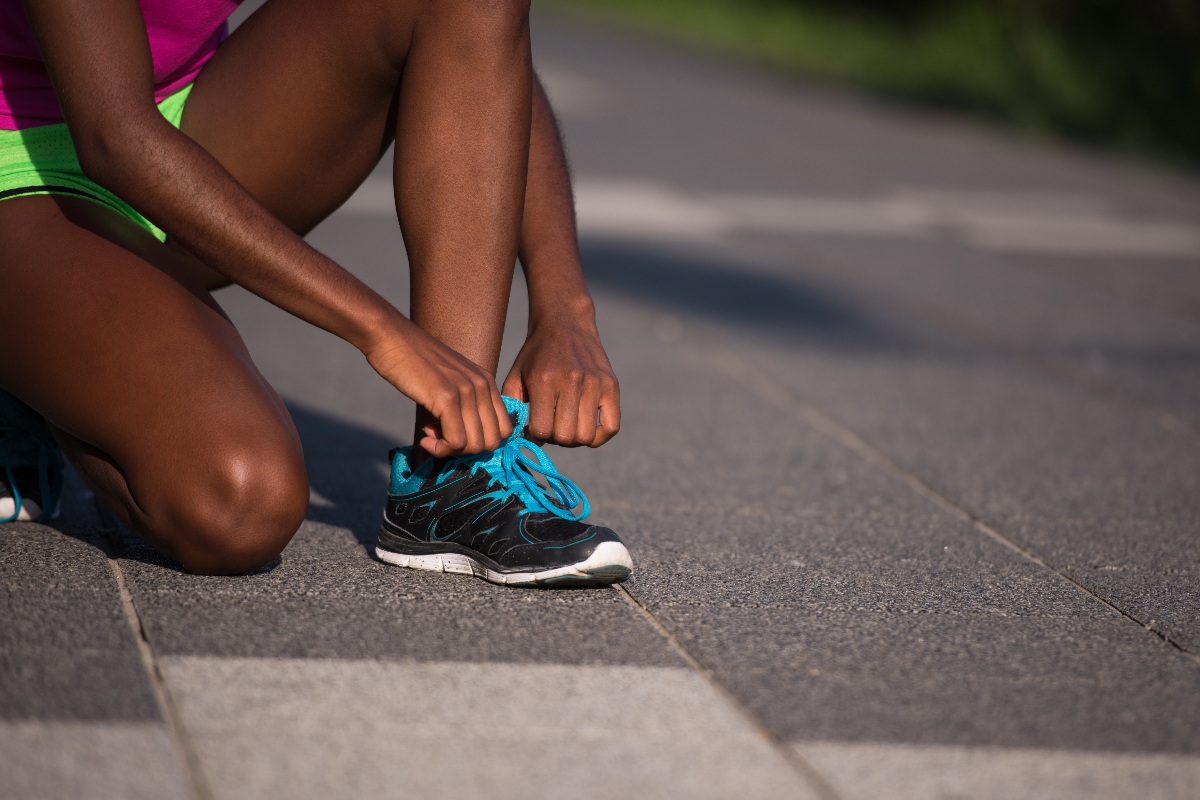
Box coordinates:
[420,396,591,522]
[500,435,590,521]
[452,434,590,522]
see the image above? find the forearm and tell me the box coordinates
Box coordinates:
[22,0,403,352]
[518,75,595,328]
[24,0,512,456]
[84,112,404,353]
[500,76,621,446]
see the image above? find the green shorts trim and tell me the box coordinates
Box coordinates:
[0,83,194,242]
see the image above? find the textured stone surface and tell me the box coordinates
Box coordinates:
[0,721,190,800]
[796,741,1200,800]
[164,657,819,800]
[5,6,1200,799]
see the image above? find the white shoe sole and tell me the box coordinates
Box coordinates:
[0,497,59,523]
[374,539,633,587]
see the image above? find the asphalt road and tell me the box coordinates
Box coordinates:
[4,8,1200,800]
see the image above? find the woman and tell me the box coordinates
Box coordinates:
[0,0,631,585]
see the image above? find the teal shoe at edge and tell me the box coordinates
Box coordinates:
[0,390,64,524]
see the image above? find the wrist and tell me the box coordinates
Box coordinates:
[353,304,413,356]
[528,292,596,333]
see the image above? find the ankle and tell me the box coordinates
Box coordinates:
[409,446,431,468]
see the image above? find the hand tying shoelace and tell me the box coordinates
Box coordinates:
[446,396,590,521]
[377,395,631,587]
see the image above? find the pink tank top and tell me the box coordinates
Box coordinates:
[0,0,242,129]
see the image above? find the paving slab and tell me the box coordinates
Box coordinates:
[795,741,1200,800]
[726,233,1200,432]
[162,656,819,800]
[660,609,1200,751]
[0,587,158,722]
[0,485,188,797]
[0,721,190,800]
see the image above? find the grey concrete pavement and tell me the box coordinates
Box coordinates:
[5,7,1200,799]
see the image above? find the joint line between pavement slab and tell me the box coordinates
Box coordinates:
[613,584,846,800]
[701,343,1200,668]
[95,509,213,800]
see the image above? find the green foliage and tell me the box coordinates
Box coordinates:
[541,0,1200,162]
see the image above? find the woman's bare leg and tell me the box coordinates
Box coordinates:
[393,3,531,374]
[177,0,533,438]
[0,196,308,574]
[2,0,539,572]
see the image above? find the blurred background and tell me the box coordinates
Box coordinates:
[545,0,1200,164]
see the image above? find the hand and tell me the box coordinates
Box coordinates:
[502,316,620,447]
[363,319,511,457]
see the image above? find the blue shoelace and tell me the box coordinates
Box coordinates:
[439,396,591,521]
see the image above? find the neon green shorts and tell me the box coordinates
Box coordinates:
[0,83,193,243]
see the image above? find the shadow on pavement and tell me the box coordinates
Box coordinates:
[287,401,395,553]
[580,238,908,350]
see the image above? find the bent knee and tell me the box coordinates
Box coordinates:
[164,442,309,575]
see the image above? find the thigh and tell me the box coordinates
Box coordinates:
[179,0,410,237]
[0,195,302,526]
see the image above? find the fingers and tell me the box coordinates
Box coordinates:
[418,423,445,458]
[552,370,584,446]
[500,368,526,403]
[366,326,508,458]
[423,364,507,458]
[592,376,621,447]
[428,390,467,457]
[491,388,513,440]
[475,372,507,450]
[522,368,620,448]
[525,370,557,444]
[426,363,617,455]
[576,376,602,445]
[400,324,621,455]
[460,386,487,455]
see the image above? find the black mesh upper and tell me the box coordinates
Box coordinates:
[380,460,617,572]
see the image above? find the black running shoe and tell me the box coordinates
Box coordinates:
[0,390,63,524]
[375,396,633,587]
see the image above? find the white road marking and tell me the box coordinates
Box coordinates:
[161,656,821,800]
[797,740,1200,800]
[890,188,1115,216]
[710,193,936,238]
[535,64,613,118]
[573,179,735,240]
[0,721,191,800]
[338,175,1200,258]
[955,212,1200,257]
